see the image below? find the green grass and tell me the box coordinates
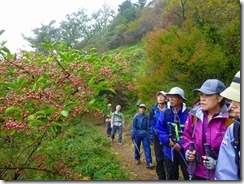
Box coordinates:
[23,117,130,180]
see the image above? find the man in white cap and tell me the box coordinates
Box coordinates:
[215,71,240,180]
[156,87,190,180]
[131,104,154,168]
[149,91,168,179]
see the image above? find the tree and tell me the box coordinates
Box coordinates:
[22,20,61,53]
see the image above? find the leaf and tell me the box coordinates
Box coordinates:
[27,115,35,121]
[0,82,17,89]
[1,46,10,54]
[0,29,5,36]
[34,111,45,115]
[60,110,68,117]
[49,126,57,136]
[28,119,45,126]
[64,102,79,110]
[88,99,96,105]
[5,106,22,115]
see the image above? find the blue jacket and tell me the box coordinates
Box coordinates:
[215,119,240,180]
[131,113,150,137]
[149,102,168,140]
[156,103,189,160]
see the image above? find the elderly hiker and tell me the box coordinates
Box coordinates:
[131,104,154,168]
[156,87,190,180]
[111,105,125,145]
[215,71,240,180]
[183,79,229,180]
[149,91,168,179]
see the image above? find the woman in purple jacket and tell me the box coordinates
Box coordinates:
[183,79,229,180]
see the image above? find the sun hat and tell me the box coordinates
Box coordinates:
[193,79,226,95]
[156,91,167,97]
[139,104,147,109]
[220,71,240,102]
[166,87,187,101]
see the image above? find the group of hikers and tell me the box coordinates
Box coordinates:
[102,71,240,180]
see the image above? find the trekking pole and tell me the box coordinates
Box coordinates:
[132,139,141,157]
[188,142,195,180]
[204,143,211,180]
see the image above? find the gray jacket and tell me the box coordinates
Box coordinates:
[215,121,240,180]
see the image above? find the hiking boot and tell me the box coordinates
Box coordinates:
[118,142,122,146]
[135,159,140,165]
[107,134,110,137]
[111,138,114,143]
[146,163,154,169]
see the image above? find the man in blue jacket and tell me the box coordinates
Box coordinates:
[131,104,154,168]
[149,91,168,179]
[156,87,190,180]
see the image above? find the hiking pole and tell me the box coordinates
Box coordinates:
[204,143,211,180]
[132,139,141,157]
[188,142,195,180]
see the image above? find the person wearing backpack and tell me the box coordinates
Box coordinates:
[183,79,228,180]
[156,87,190,180]
[111,105,124,145]
[149,91,168,179]
[215,71,240,180]
[131,104,154,168]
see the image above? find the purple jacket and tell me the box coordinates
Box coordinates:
[183,104,229,180]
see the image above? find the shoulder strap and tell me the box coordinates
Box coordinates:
[164,108,170,122]
[225,117,234,128]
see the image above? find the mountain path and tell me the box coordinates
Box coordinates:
[86,116,158,180]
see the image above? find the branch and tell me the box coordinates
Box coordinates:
[24,132,46,165]
[3,56,35,79]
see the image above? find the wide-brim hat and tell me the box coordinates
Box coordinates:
[193,79,226,95]
[221,71,240,102]
[166,87,187,101]
[139,104,147,109]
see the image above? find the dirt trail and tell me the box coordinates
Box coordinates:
[86,117,158,180]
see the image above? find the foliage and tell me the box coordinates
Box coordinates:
[0,39,134,180]
[1,117,129,180]
[139,18,240,106]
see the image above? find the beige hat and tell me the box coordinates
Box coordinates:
[166,87,187,101]
[220,71,240,102]
[156,91,167,97]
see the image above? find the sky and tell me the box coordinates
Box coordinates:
[0,0,138,53]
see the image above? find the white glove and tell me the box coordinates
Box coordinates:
[185,150,191,161]
[205,156,217,170]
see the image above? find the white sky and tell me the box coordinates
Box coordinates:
[0,0,138,53]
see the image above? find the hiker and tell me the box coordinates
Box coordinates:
[149,91,168,179]
[105,103,113,137]
[105,115,112,137]
[215,71,240,180]
[156,87,190,180]
[183,79,228,180]
[111,105,125,145]
[131,104,154,168]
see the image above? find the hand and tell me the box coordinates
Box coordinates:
[169,138,175,147]
[173,143,181,152]
[202,156,217,169]
[186,150,196,161]
[131,134,135,140]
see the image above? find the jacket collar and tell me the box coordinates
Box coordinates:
[167,103,187,114]
[190,104,229,122]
